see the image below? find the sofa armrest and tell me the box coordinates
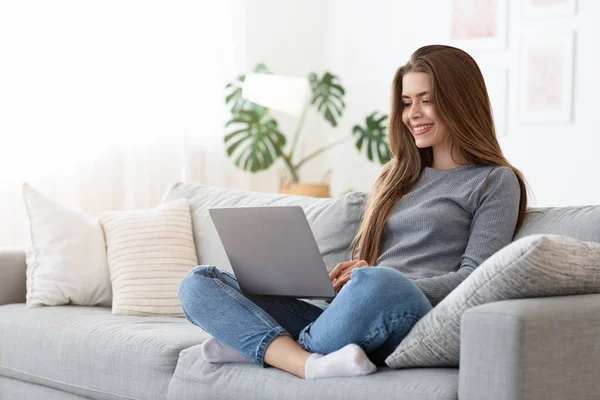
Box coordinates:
[458,294,600,400]
[0,248,26,305]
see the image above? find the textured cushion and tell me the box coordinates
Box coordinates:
[161,182,367,272]
[167,344,459,400]
[385,235,600,368]
[22,183,112,307]
[99,199,198,316]
[515,205,600,242]
[0,304,210,400]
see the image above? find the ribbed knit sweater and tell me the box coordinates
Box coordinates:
[376,165,521,306]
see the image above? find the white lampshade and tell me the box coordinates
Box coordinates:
[242,73,310,117]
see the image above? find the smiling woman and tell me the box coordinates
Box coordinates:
[177,44,531,382]
[352,45,530,270]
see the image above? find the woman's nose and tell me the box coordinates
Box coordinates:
[409,103,422,119]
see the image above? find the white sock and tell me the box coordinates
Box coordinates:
[201,337,253,364]
[304,343,377,379]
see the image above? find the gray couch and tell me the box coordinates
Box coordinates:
[1,182,600,400]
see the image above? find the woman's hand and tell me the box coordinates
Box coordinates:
[329,259,370,292]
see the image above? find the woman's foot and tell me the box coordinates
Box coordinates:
[201,337,253,363]
[304,343,377,379]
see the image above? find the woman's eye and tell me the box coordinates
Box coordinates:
[422,99,430,104]
[403,103,411,107]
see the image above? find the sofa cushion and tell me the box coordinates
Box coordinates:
[515,205,600,242]
[161,182,367,272]
[385,235,600,368]
[0,375,90,400]
[22,183,112,308]
[99,199,198,317]
[167,344,459,400]
[0,304,210,400]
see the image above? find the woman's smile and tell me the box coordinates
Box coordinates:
[412,123,434,135]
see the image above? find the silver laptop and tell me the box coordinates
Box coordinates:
[208,206,336,300]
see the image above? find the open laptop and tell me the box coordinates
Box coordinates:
[208,206,337,300]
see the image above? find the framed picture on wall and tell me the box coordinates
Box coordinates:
[523,0,577,19]
[518,31,575,124]
[450,0,509,51]
[481,68,509,136]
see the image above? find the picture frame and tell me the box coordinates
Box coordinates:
[450,0,509,51]
[523,0,577,19]
[518,31,575,124]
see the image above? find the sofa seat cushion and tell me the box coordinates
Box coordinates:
[0,375,91,400]
[167,344,459,400]
[0,304,210,400]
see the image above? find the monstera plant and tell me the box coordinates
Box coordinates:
[224,63,391,185]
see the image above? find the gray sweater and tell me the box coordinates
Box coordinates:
[376,165,521,306]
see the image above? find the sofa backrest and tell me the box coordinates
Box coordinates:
[163,182,600,272]
[162,182,367,272]
[515,205,600,243]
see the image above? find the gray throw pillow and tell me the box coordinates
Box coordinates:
[385,234,600,368]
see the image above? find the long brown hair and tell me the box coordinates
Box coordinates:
[350,45,528,265]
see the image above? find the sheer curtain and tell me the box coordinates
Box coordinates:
[0,0,254,247]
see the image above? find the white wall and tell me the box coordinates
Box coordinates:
[321,0,600,206]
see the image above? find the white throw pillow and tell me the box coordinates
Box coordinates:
[22,183,112,307]
[385,234,600,368]
[99,199,198,316]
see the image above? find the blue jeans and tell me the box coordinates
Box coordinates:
[178,265,432,367]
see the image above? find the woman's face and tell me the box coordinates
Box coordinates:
[401,72,449,150]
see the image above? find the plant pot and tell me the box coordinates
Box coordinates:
[279,182,331,198]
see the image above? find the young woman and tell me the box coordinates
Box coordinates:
[178,45,527,380]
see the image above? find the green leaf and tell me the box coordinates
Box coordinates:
[254,63,270,73]
[353,126,366,151]
[324,108,335,126]
[224,74,246,113]
[225,133,251,156]
[377,141,389,163]
[224,127,249,142]
[309,71,346,127]
[352,112,392,164]
[329,83,345,96]
[224,109,286,173]
[225,117,249,127]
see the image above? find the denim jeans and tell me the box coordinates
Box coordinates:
[178,265,432,367]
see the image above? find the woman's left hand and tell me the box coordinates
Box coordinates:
[329,259,370,291]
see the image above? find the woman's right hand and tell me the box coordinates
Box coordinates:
[329,259,370,292]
